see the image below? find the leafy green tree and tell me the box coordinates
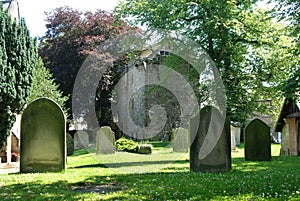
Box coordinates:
[116,0,290,123]
[273,0,300,100]
[0,6,38,147]
[27,57,69,117]
[275,0,300,39]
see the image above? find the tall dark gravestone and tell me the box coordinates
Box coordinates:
[190,106,231,172]
[244,119,271,161]
[20,98,66,173]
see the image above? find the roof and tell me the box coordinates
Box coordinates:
[275,98,300,132]
[248,113,275,126]
[1,0,20,22]
[1,1,10,9]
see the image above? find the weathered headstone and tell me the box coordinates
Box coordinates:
[244,118,271,161]
[172,127,189,152]
[20,98,66,173]
[190,106,231,172]
[66,133,74,156]
[96,126,115,154]
[74,130,89,150]
[162,133,170,142]
[235,126,241,146]
[230,125,236,150]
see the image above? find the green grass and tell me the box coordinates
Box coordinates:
[2,143,300,200]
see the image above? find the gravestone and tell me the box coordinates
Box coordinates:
[280,124,289,155]
[74,130,89,150]
[230,125,236,150]
[20,98,66,173]
[190,106,231,172]
[235,126,241,146]
[96,126,115,154]
[66,133,74,156]
[172,127,189,152]
[244,118,271,161]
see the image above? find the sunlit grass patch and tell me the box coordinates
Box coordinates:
[2,142,300,200]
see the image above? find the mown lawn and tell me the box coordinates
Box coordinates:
[1,143,300,200]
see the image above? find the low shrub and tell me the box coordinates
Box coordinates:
[138,144,152,154]
[115,138,139,153]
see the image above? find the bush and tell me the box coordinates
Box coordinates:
[138,144,152,154]
[66,133,74,156]
[115,138,138,153]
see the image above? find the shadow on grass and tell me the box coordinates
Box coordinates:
[71,149,89,156]
[2,156,300,200]
[100,159,189,168]
[89,156,300,200]
[71,163,108,169]
[0,180,75,200]
[149,141,171,148]
[69,157,188,169]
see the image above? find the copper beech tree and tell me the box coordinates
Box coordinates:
[39,7,133,128]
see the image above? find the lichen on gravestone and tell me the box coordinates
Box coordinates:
[172,127,189,152]
[20,98,66,173]
[244,118,271,161]
[96,126,115,154]
[74,130,89,150]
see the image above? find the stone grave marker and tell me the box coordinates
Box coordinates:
[74,130,89,150]
[235,126,241,146]
[66,133,74,156]
[230,125,236,150]
[172,127,189,152]
[244,118,271,161]
[96,126,115,154]
[190,106,231,172]
[20,98,66,173]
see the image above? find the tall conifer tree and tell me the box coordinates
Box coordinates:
[0,4,38,147]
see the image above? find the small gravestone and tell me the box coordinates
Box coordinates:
[163,133,170,142]
[172,127,189,152]
[235,126,241,146]
[74,130,89,150]
[96,126,115,154]
[20,98,66,173]
[230,125,236,150]
[66,133,74,156]
[244,119,271,161]
[190,106,231,172]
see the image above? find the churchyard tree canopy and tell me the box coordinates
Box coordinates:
[0,5,38,147]
[27,58,69,117]
[115,0,295,123]
[38,6,133,125]
[274,0,300,100]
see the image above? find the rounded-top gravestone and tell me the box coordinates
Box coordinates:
[96,126,115,154]
[172,127,189,152]
[20,98,66,173]
[74,130,89,150]
[244,118,271,161]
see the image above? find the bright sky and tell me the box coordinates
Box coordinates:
[17,0,274,38]
[18,0,120,37]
